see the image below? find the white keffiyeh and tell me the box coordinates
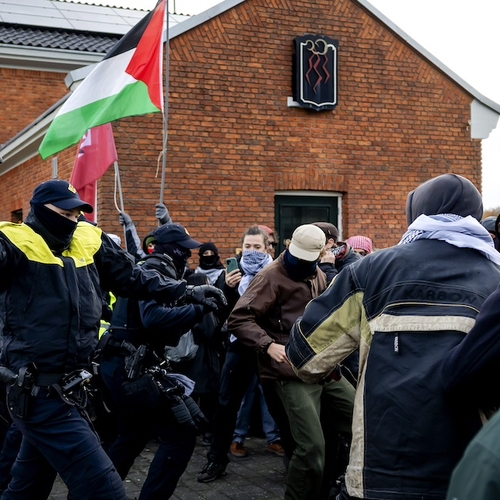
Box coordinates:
[399,213,500,265]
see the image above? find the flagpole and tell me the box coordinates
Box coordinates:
[114,161,128,252]
[159,0,169,208]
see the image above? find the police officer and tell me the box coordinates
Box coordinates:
[0,180,225,500]
[100,222,215,499]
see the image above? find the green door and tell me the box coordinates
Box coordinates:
[274,195,339,255]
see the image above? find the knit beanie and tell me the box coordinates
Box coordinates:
[346,235,373,255]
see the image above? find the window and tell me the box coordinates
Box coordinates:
[274,193,341,254]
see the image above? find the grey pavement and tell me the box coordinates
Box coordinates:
[49,435,286,499]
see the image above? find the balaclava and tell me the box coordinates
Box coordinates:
[26,203,78,254]
[154,242,191,278]
[198,242,224,270]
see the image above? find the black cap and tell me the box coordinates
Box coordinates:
[31,180,93,213]
[152,223,201,248]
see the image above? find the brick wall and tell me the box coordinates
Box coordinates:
[0,68,67,145]
[0,0,482,262]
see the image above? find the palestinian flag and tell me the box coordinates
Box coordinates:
[39,0,165,160]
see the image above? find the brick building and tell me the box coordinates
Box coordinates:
[1,0,499,258]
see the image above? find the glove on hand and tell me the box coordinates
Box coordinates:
[119,212,133,227]
[185,285,227,312]
[155,203,171,225]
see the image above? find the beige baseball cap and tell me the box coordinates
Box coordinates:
[288,224,326,261]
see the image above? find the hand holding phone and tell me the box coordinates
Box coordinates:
[331,244,347,260]
[225,257,239,274]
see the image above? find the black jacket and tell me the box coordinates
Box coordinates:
[0,222,185,374]
[287,239,500,500]
[110,253,204,353]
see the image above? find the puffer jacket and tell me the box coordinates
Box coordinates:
[0,221,186,374]
[228,252,327,381]
[287,239,500,500]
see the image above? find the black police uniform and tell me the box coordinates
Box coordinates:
[0,220,186,500]
[101,253,206,499]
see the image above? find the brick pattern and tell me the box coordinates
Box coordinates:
[0,68,68,146]
[0,0,482,260]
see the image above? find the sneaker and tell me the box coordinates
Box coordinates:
[197,460,227,483]
[267,441,285,457]
[230,441,248,458]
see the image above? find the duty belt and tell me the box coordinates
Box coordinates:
[35,373,64,387]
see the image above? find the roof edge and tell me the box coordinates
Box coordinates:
[0,44,104,72]
[169,0,246,38]
[355,0,500,115]
[65,0,246,87]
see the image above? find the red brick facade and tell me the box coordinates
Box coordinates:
[0,68,67,145]
[0,0,482,259]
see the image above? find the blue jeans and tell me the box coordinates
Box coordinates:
[233,372,280,444]
[1,388,125,500]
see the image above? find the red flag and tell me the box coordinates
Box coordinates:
[70,124,118,222]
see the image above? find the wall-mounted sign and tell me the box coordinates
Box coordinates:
[293,35,338,112]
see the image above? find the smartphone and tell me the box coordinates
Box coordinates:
[225,257,239,273]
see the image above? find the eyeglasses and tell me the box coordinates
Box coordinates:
[269,242,278,248]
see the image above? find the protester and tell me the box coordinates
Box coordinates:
[286,174,500,500]
[258,224,278,258]
[229,224,355,500]
[229,225,284,459]
[197,225,283,483]
[194,242,226,287]
[446,408,500,500]
[313,222,361,385]
[230,371,284,459]
[438,283,500,499]
[481,215,500,252]
[179,273,224,444]
[0,180,225,500]
[345,235,373,256]
[118,202,171,260]
[312,222,361,282]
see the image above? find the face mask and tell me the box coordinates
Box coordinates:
[154,242,191,278]
[200,254,218,268]
[28,203,77,254]
[283,249,318,281]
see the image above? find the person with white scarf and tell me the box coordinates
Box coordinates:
[194,242,226,287]
[287,174,500,500]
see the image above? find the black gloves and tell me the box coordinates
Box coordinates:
[185,285,227,312]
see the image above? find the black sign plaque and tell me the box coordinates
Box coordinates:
[293,35,338,111]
